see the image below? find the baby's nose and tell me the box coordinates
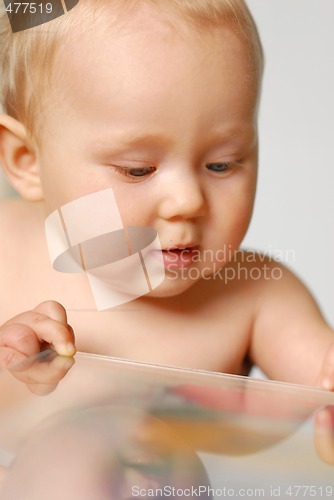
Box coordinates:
[158,172,206,220]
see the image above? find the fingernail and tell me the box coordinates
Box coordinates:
[321,378,333,391]
[66,343,76,355]
[57,343,76,356]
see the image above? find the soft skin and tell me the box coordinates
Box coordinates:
[34,4,258,299]
[0,1,334,464]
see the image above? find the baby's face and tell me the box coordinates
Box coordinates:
[36,3,258,297]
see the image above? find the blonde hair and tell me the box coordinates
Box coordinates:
[0,0,263,139]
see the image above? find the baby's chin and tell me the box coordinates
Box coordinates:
[142,273,202,299]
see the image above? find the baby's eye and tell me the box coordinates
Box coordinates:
[110,165,156,180]
[206,161,233,173]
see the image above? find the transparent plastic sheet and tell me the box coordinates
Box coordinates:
[0,352,334,499]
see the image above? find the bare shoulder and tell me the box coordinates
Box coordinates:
[181,249,290,330]
[236,249,322,313]
[228,249,326,329]
[235,250,334,384]
[197,248,293,303]
[221,248,316,299]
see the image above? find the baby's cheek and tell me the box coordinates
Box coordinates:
[114,192,156,228]
[230,190,256,242]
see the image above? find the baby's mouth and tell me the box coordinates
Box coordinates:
[161,245,200,269]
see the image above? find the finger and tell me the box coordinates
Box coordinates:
[11,351,75,387]
[315,342,334,390]
[26,382,59,396]
[33,301,68,324]
[0,323,40,358]
[4,302,75,356]
[2,346,55,373]
[32,317,75,356]
[5,312,75,357]
[0,345,29,369]
[314,406,334,465]
[25,355,75,395]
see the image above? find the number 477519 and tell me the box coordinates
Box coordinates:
[5,3,53,15]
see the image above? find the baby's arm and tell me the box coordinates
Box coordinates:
[249,259,334,388]
[236,261,334,465]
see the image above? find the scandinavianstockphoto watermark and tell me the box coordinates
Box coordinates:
[131,484,333,498]
[132,485,266,498]
[166,245,296,283]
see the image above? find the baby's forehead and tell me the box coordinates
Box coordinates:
[62,1,229,46]
[55,2,257,86]
[40,12,256,152]
[54,9,252,97]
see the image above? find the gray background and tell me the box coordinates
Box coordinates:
[244,0,334,326]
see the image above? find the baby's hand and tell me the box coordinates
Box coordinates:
[0,301,76,394]
[0,301,75,366]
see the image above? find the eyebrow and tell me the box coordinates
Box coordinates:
[92,125,256,154]
[210,124,256,141]
[92,133,172,152]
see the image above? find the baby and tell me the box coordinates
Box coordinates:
[0,0,334,397]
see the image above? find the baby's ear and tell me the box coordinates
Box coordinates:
[0,115,43,201]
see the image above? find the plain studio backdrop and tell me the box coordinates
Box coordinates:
[243,0,334,328]
[0,0,333,325]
